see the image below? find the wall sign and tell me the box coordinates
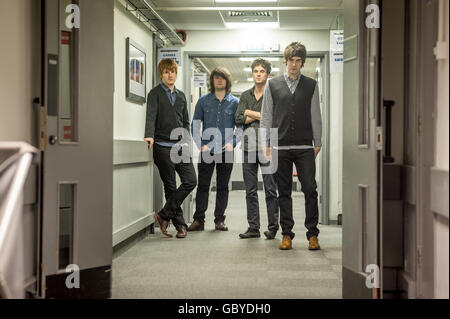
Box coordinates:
[193,73,207,88]
[157,47,182,67]
[330,30,344,73]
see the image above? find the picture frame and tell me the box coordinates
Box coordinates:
[126,37,146,104]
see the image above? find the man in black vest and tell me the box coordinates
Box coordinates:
[144,58,197,239]
[260,42,322,250]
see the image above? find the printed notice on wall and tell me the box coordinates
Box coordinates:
[330,30,344,73]
[157,48,182,67]
[193,73,207,88]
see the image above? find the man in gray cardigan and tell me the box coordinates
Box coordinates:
[260,42,322,251]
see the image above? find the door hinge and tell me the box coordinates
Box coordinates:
[376,126,383,150]
[39,106,47,151]
[418,116,422,137]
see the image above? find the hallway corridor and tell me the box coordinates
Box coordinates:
[112,191,342,299]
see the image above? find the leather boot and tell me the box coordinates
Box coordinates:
[308,236,321,250]
[215,221,228,231]
[187,220,204,232]
[154,212,172,238]
[280,235,292,250]
[176,225,187,239]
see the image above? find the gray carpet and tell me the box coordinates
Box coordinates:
[111,190,342,299]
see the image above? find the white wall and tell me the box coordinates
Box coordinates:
[0,0,41,144]
[435,3,449,171]
[433,0,449,299]
[182,29,331,54]
[329,72,343,221]
[114,2,153,140]
[113,1,155,245]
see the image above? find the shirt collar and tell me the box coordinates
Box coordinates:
[161,82,177,94]
[284,72,302,82]
[210,92,232,102]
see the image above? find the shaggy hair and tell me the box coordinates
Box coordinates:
[209,67,232,93]
[158,58,178,78]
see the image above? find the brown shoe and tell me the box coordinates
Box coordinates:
[280,235,292,250]
[154,212,172,238]
[308,236,321,250]
[176,225,187,238]
[187,220,204,232]
[215,221,228,231]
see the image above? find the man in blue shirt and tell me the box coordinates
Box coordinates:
[188,67,242,232]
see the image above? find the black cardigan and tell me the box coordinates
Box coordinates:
[144,84,190,143]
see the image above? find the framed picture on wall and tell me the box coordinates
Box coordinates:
[126,37,146,104]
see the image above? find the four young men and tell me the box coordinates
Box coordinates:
[145,42,322,251]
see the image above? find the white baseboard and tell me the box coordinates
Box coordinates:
[113,213,155,246]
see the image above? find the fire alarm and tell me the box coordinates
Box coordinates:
[176,30,187,42]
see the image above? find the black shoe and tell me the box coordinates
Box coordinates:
[264,230,276,240]
[239,228,261,239]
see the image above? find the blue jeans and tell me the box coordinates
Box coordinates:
[193,151,234,224]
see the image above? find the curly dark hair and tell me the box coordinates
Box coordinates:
[284,42,307,65]
[250,58,272,75]
[209,67,232,93]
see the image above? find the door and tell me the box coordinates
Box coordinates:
[342,0,383,299]
[40,0,114,298]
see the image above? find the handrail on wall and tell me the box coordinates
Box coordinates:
[0,142,38,299]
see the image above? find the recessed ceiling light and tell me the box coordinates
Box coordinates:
[225,22,279,29]
[216,0,278,3]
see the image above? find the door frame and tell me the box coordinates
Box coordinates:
[183,51,331,225]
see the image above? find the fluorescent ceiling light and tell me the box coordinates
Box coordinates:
[216,0,277,3]
[225,22,279,29]
[239,57,280,62]
[247,78,254,81]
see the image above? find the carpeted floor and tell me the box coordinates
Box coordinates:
[111,190,342,299]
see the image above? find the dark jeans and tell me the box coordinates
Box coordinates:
[153,144,197,229]
[193,151,234,224]
[275,148,320,240]
[242,151,279,232]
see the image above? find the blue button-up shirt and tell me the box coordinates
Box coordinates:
[161,82,177,105]
[191,93,243,154]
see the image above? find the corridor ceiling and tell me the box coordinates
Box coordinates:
[148,0,344,31]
